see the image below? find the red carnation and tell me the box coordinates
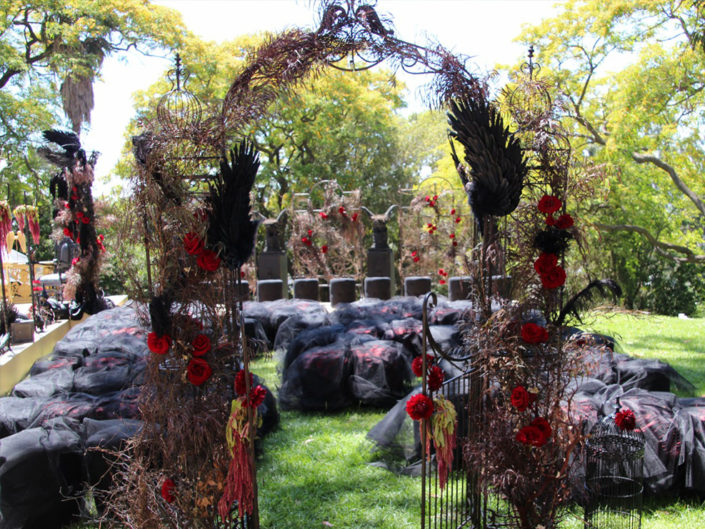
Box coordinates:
[187,357,212,386]
[538,195,562,214]
[183,232,204,256]
[248,385,267,408]
[521,322,549,344]
[511,386,531,412]
[147,332,171,355]
[197,249,221,272]
[406,393,434,421]
[161,478,175,503]
[534,253,558,275]
[555,213,574,230]
[540,265,566,289]
[191,333,211,357]
[615,408,636,431]
[530,417,552,444]
[428,365,445,392]
[235,370,254,396]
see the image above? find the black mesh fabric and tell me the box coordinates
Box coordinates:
[349,340,413,407]
[0,418,85,529]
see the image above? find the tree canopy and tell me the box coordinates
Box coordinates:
[0,0,186,205]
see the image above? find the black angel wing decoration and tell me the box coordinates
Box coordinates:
[206,140,260,270]
[447,97,527,232]
[39,129,86,167]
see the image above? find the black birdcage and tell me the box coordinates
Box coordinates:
[584,401,645,529]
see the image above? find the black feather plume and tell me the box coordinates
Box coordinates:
[39,129,86,168]
[557,279,622,326]
[206,140,260,270]
[534,228,572,255]
[447,97,527,232]
[149,292,172,337]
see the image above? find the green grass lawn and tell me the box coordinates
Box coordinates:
[585,311,705,396]
[69,313,704,528]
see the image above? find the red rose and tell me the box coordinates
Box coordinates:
[545,215,556,226]
[439,279,446,285]
[183,232,204,256]
[321,245,328,254]
[534,253,558,275]
[449,233,455,239]
[615,408,636,431]
[540,265,566,289]
[516,425,548,447]
[455,217,461,224]
[521,322,549,344]
[530,417,552,444]
[161,478,175,503]
[411,354,433,377]
[413,256,420,262]
[555,214,574,230]
[406,393,434,421]
[71,257,80,266]
[191,333,211,357]
[511,386,531,412]
[235,370,254,396]
[450,208,456,215]
[81,216,90,224]
[187,357,212,386]
[319,212,328,220]
[197,249,221,272]
[307,229,313,237]
[63,227,72,237]
[248,385,267,408]
[537,195,562,214]
[301,236,312,246]
[351,212,359,222]
[428,365,445,391]
[452,241,458,247]
[338,206,346,216]
[147,332,171,355]
[425,196,430,202]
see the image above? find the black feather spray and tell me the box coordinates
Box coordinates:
[50,173,68,201]
[447,97,527,232]
[206,140,260,270]
[557,279,622,325]
[149,292,172,337]
[534,228,572,255]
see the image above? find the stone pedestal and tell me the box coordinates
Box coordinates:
[448,276,473,301]
[293,278,319,300]
[329,278,356,306]
[258,251,287,299]
[257,279,284,302]
[367,248,394,284]
[404,276,432,297]
[364,276,391,300]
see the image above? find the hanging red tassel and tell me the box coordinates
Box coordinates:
[429,395,457,490]
[13,206,26,233]
[27,206,40,245]
[218,398,256,521]
[0,201,11,254]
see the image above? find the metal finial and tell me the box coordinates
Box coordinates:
[174,53,182,90]
[527,45,535,80]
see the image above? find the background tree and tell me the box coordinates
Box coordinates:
[514,0,705,313]
[0,0,186,254]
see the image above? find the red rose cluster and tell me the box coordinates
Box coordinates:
[424,194,439,208]
[438,268,448,285]
[161,478,176,503]
[183,232,221,272]
[406,393,434,421]
[411,250,420,263]
[516,417,552,447]
[533,252,566,290]
[615,408,636,431]
[234,370,266,408]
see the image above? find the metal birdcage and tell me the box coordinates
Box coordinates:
[156,53,202,134]
[584,403,645,529]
